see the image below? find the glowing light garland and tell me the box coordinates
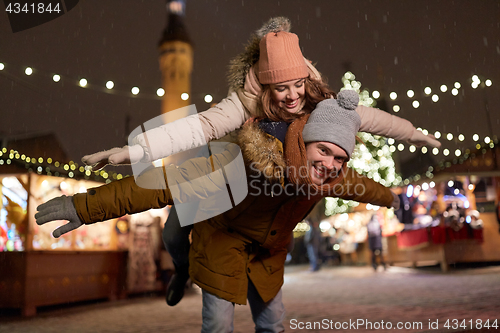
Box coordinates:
[0,61,214,103]
[0,148,127,183]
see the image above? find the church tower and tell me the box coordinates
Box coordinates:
[158,0,193,114]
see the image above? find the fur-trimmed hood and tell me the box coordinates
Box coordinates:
[237,121,287,185]
[227,17,291,92]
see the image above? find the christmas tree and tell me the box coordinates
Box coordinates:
[325,72,402,216]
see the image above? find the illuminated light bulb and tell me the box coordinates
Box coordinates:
[397,143,404,151]
[447,133,453,140]
[389,145,396,153]
[454,82,461,89]
[468,184,474,190]
[131,87,140,95]
[473,134,479,141]
[156,88,165,97]
[424,87,432,95]
[454,189,459,195]
[79,78,87,87]
[430,181,435,188]
[53,74,61,82]
[388,138,395,145]
[390,92,397,100]
[181,93,189,100]
[412,100,420,108]
[422,129,428,135]
[393,105,400,112]
[443,149,450,156]
[434,131,441,139]
[485,79,492,86]
[60,181,68,190]
[372,90,380,99]
[421,147,428,154]
[471,82,479,89]
[440,85,447,92]
[407,90,414,98]
[409,145,416,153]
[433,147,440,155]
[476,143,481,150]
[458,134,465,141]
[204,94,213,103]
[455,149,461,157]
[25,67,33,75]
[432,94,439,102]
[106,81,114,89]
[485,136,491,144]
[0,63,4,70]
[472,75,480,83]
[448,180,454,187]
[452,88,458,96]
[422,183,429,191]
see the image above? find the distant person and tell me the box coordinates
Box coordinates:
[304,220,322,272]
[367,211,386,271]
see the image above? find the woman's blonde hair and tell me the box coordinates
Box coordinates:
[258,76,337,122]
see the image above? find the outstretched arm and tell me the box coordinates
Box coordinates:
[356,105,441,148]
[330,167,399,209]
[37,144,243,237]
[82,91,250,170]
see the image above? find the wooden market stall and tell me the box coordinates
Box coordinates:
[0,140,165,316]
[385,144,500,271]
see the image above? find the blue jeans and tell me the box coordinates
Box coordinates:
[201,279,285,333]
[306,243,320,271]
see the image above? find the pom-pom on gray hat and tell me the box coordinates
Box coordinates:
[302,90,361,158]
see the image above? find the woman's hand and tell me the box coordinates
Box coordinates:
[81,145,145,171]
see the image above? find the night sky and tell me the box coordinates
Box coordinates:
[1,0,499,174]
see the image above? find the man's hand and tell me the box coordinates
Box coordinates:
[81,145,145,171]
[35,195,83,238]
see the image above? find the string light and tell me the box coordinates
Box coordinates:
[181,92,189,100]
[0,148,126,183]
[25,67,33,75]
[106,81,114,89]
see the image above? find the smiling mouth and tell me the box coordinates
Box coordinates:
[313,166,326,178]
[284,99,299,108]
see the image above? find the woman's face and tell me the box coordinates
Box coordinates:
[269,78,306,114]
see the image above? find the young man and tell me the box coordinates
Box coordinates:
[36,91,400,332]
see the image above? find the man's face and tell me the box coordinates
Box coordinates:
[305,141,348,185]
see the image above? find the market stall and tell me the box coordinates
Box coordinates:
[0,148,166,316]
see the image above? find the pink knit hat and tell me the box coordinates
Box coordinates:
[258,31,309,84]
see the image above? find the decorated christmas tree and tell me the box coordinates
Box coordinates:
[325,72,402,216]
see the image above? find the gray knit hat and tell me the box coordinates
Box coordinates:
[302,90,361,158]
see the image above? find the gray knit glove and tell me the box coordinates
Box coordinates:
[35,195,83,238]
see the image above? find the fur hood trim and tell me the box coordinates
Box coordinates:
[237,122,287,185]
[227,17,291,91]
